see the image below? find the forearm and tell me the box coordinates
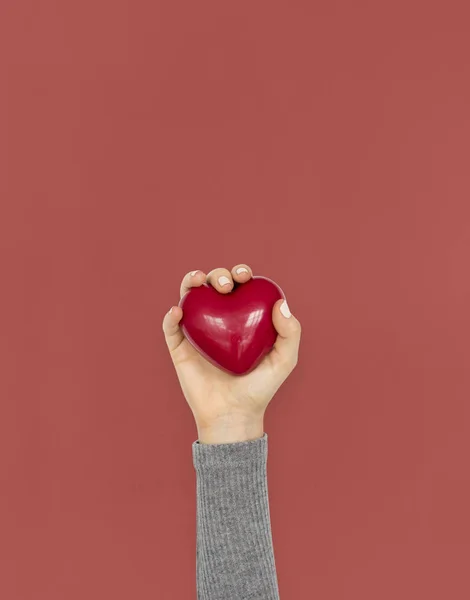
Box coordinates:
[193,433,280,600]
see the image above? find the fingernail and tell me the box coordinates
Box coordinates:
[168,307,173,314]
[236,267,248,275]
[190,270,199,276]
[280,300,291,318]
[218,276,231,287]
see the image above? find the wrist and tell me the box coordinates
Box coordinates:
[196,414,264,444]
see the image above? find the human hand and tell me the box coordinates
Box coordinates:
[162,264,302,444]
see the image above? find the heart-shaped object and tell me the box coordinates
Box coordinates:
[178,276,285,375]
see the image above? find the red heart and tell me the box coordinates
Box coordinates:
[178,276,285,375]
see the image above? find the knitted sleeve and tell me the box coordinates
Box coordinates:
[192,433,280,600]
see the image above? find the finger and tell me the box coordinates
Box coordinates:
[270,298,302,371]
[180,269,207,299]
[206,267,234,294]
[162,305,184,353]
[231,263,253,284]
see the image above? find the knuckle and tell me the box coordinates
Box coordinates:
[279,354,295,372]
[287,351,300,370]
[291,320,302,334]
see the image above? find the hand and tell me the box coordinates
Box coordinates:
[162,264,302,444]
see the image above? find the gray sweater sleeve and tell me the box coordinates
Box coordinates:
[192,433,280,600]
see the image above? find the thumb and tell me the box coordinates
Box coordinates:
[271,299,302,370]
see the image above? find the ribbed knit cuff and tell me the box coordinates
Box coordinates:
[192,433,268,470]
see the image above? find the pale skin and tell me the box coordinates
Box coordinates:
[162,264,302,444]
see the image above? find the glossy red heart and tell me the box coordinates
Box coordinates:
[178,276,285,375]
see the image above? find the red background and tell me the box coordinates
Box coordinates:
[1,1,469,598]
